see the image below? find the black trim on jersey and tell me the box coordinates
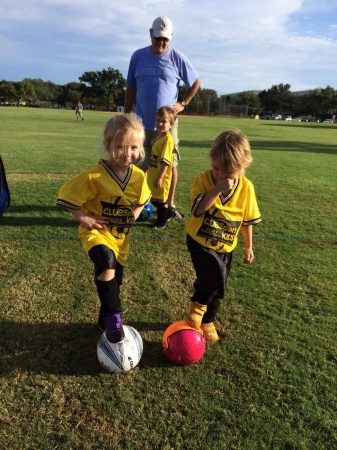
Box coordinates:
[160,157,171,166]
[56,199,80,209]
[99,160,132,191]
[243,216,262,226]
[191,194,204,217]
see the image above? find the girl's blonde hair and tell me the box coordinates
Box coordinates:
[155,106,176,125]
[103,113,145,162]
[209,129,252,174]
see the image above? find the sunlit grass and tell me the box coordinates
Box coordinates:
[0,107,336,449]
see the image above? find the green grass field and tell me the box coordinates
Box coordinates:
[0,107,336,449]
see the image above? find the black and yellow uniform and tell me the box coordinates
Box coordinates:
[147,131,174,202]
[57,160,151,328]
[57,159,151,265]
[185,170,261,323]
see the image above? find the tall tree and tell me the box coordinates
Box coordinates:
[258,83,292,113]
[79,67,126,110]
[58,82,83,108]
[14,80,36,104]
[0,81,18,104]
[318,85,337,115]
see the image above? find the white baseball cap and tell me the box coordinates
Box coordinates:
[151,16,173,39]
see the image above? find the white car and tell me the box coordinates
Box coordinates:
[323,119,333,123]
[283,116,292,121]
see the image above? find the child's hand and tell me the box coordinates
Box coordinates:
[215,177,234,194]
[78,214,108,230]
[243,248,254,264]
[154,177,163,188]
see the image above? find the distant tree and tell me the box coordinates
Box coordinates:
[23,78,50,101]
[294,86,337,118]
[49,83,63,108]
[230,91,262,116]
[0,81,18,103]
[317,85,337,116]
[79,67,126,110]
[14,80,36,104]
[58,82,83,108]
[258,83,292,114]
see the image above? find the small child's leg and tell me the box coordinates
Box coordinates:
[200,296,221,342]
[95,277,124,343]
[153,202,168,229]
[186,301,207,329]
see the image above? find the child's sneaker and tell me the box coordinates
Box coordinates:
[152,221,166,229]
[186,301,207,329]
[167,206,183,221]
[105,313,124,343]
[200,322,219,342]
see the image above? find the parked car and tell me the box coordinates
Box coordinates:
[310,118,320,122]
[283,116,292,121]
[270,114,282,120]
[292,118,301,122]
[323,119,333,123]
[260,115,271,119]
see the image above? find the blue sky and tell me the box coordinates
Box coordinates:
[1,0,337,95]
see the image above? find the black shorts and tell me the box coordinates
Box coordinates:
[186,234,232,304]
[88,244,123,285]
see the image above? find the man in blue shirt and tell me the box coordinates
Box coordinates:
[125,16,201,220]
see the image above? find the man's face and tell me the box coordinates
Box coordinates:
[150,30,170,54]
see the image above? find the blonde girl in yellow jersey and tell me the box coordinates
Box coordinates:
[57,114,151,343]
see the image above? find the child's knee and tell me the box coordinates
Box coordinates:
[96,268,115,282]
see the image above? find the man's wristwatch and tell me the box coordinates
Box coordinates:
[181,101,187,107]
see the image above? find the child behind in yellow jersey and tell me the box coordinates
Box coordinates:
[185,129,262,342]
[147,106,175,229]
[57,114,151,343]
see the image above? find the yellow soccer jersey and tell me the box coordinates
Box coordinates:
[185,170,262,253]
[57,160,151,265]
[147,132,174,201]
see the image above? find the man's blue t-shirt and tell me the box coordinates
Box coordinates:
[126,46,199,130]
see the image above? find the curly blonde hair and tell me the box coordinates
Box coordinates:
[209,129,252,174]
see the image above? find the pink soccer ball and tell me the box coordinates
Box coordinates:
[162,320,206,365]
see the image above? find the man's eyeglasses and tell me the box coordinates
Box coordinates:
[153,36,169,42]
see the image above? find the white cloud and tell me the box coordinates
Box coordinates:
[1,0,337,94]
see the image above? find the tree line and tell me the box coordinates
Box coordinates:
[1,68,336,119]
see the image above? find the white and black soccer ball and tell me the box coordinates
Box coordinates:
[97,325,143,373]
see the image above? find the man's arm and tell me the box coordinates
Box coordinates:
[183,77,202,104]
[124,85,137,113]
[172,77,202,114]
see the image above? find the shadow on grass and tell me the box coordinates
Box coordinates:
[0,205,76,227]
[251,140,337,155]
[177,137,337,155]
[0,320,171,375]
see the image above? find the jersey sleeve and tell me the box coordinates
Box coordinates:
[56,171,96,210]
[242,182,262,226]
[160,134,174,165]
[190,172,208,216]
[136,175,152,207]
